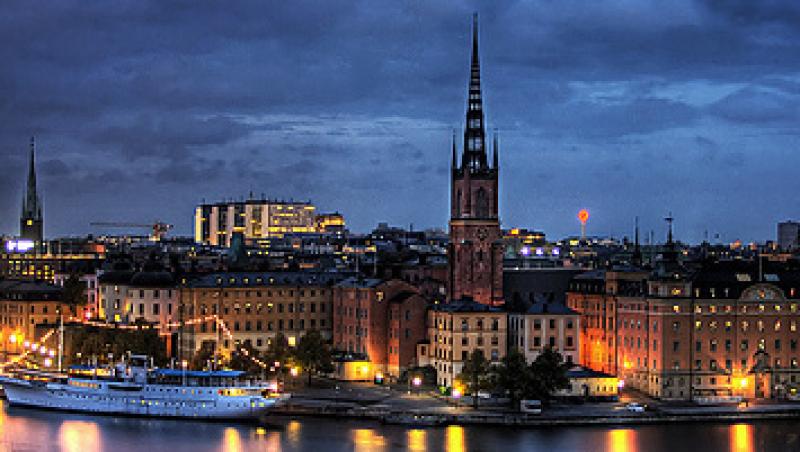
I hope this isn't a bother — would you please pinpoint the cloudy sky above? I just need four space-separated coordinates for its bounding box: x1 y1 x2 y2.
1 0 799 243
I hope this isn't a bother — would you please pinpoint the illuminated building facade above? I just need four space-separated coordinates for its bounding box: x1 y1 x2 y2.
427 299 507 388
179 272 346 358
569 258 800 401
508 302 581 365
98 265 178 329
194 198 317 247
448 15 503 307
315 212 346 234
0 280 63 344
332 278 428 377
20 137 44 244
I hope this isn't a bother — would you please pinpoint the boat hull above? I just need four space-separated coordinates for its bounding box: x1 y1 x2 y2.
0 377 279 420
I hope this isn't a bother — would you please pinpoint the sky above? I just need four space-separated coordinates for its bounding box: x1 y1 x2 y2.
1 0 799 244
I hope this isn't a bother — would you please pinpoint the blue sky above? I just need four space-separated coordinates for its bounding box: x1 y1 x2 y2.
1 1 799 243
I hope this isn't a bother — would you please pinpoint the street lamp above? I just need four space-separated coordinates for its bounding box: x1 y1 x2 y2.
181 360 188 386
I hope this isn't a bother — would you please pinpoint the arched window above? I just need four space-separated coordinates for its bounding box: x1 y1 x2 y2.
475 188 489 218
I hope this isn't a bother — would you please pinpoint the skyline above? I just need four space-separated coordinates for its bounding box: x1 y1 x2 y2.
2 2 800 242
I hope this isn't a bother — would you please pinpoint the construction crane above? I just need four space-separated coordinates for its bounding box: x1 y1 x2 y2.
89 221 174 241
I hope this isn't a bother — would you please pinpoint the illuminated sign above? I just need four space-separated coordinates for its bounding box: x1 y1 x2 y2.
5 239 35 253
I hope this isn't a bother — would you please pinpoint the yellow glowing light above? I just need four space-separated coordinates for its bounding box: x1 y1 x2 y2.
445 425 466 452
739 378 748 388
290 367 299 377
607 429 637 452
578 209 590 224
731 424 753 452
412 376 422 387
407 429 427 452
59 421 101 452
44 357 53 367
222 427 242 452
9 334 17 344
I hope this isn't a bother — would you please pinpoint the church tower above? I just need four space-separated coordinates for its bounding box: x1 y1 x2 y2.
20 136 44 243
448 15 503 306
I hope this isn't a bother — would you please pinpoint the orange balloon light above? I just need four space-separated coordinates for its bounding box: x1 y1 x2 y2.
578 209 589 224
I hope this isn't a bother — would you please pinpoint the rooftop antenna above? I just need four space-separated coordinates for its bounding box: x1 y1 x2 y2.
664 212 674 244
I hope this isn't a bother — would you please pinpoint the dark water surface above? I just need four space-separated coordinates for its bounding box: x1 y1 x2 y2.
2 400 799 451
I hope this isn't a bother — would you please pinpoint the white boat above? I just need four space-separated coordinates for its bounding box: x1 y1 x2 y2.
0 356 287 420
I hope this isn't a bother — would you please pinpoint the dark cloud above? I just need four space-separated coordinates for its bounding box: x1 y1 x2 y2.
1 0 799 242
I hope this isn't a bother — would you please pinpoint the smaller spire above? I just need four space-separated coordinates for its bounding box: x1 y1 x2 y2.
665 212 674 245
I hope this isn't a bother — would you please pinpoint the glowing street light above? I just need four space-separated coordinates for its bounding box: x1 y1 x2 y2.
412 376 422 387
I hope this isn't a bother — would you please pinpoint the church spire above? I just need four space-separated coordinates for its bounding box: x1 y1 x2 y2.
23 136 41 219
462 13 487 172
21 136 43 242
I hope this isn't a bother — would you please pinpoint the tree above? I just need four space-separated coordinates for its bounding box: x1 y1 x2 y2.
61 273 85 318
190 341 215 370
227 340 264 375
457 349 492 409
263 333 292 370
492 349 529 408
526 347 570 403
294 330 333 385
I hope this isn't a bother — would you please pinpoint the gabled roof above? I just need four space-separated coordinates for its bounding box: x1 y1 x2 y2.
432 298 502 313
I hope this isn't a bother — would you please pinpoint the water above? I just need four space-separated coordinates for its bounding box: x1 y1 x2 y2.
1 400 799 451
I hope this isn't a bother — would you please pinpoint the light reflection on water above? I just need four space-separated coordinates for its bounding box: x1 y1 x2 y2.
0 400 788 452
730 424 754 452
607 428 637 452
59 420 101 452
407 428 426 452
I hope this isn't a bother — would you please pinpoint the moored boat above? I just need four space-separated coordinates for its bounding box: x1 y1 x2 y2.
0 355 287 420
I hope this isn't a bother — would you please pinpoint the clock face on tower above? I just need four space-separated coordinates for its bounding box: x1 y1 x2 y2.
477 227 488 241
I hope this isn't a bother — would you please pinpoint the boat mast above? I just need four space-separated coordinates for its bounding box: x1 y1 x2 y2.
58 314 64 372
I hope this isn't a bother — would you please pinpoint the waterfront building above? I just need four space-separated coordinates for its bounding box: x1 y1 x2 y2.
427 298 507 388
508 302 581 365
179 272 346 358
568 249 800 401
332 278 428 378
194 197 317 247
557 366 619 400
448 15 503 307
19 137 44 244
0 279 63 346
98 262 178 330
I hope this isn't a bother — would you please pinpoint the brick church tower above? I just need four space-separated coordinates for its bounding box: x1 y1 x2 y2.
448 15 503 307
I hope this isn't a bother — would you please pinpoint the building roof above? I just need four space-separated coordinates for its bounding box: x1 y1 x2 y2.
183 271 347 288
336 277 383 289
129 271 175 288
523 302 578 316
431 298 503 313
0 279 62 300
566 366 616 379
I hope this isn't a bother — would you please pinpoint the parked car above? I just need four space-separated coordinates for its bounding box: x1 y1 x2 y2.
520 399 542 414
625 402 645 413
